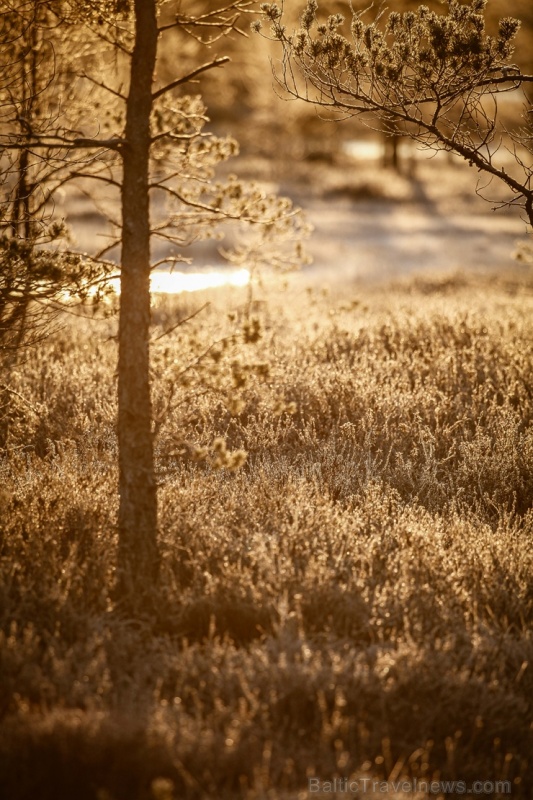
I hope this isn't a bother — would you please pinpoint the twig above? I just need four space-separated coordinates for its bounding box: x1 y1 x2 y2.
152 302 210 341
0 384 41 418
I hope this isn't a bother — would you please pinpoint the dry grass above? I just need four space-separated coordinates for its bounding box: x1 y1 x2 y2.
1 271 532 799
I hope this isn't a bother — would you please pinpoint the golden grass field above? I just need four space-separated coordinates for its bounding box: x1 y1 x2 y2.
1 265 532 799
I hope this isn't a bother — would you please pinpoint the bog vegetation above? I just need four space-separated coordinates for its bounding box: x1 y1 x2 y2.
1 1 533 798
1 272 532 798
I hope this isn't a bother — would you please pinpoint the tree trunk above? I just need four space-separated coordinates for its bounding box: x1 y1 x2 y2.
117 0 159 604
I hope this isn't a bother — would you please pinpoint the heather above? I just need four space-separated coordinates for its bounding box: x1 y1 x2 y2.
1 271 532 799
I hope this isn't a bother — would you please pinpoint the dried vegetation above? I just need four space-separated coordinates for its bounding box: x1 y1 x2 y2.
1 271 532 799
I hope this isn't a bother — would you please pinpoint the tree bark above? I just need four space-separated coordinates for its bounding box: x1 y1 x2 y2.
117 0 159 604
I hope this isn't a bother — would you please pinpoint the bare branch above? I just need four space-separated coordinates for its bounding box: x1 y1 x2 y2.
81 72 127 101
1 135 124 150
152 302 210 341
152 57 230 100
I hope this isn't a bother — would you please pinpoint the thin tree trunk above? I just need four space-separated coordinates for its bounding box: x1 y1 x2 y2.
11 18 36 354
117 0 159 603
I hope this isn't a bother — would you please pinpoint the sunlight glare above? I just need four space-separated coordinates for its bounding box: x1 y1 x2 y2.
151 268 250 293
107 268 250 295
